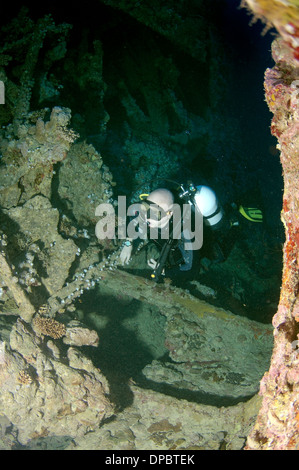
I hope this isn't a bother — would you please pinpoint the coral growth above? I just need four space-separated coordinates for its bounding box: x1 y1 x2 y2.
17 370 32 385
0 249 35 322
242 0 299 61
2 195 78 297
0 8 71 127
33 316 66 339
58 141 114 226
0 106 78 207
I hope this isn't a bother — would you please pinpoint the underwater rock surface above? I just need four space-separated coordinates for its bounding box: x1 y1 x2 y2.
58 141 114 226
0 107 77 207
4 195 77 296
143 310 272 401
97 270 273 403
0 267 272 449
0 318 113 447
243 0 299 451
67 384 262 451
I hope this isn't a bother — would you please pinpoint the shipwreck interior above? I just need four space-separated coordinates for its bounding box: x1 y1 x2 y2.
0 0 291 451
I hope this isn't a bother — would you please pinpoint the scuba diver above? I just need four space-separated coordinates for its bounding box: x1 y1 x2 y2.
119 182 262 282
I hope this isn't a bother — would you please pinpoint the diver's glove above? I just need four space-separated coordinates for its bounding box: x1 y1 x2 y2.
120 243 133 265
148 258 165 277
148 258 158 269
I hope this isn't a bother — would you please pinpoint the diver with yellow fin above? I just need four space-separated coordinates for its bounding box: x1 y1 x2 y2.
119 181 263 282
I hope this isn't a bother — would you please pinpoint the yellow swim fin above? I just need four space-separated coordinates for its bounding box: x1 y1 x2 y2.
239 205 263 223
